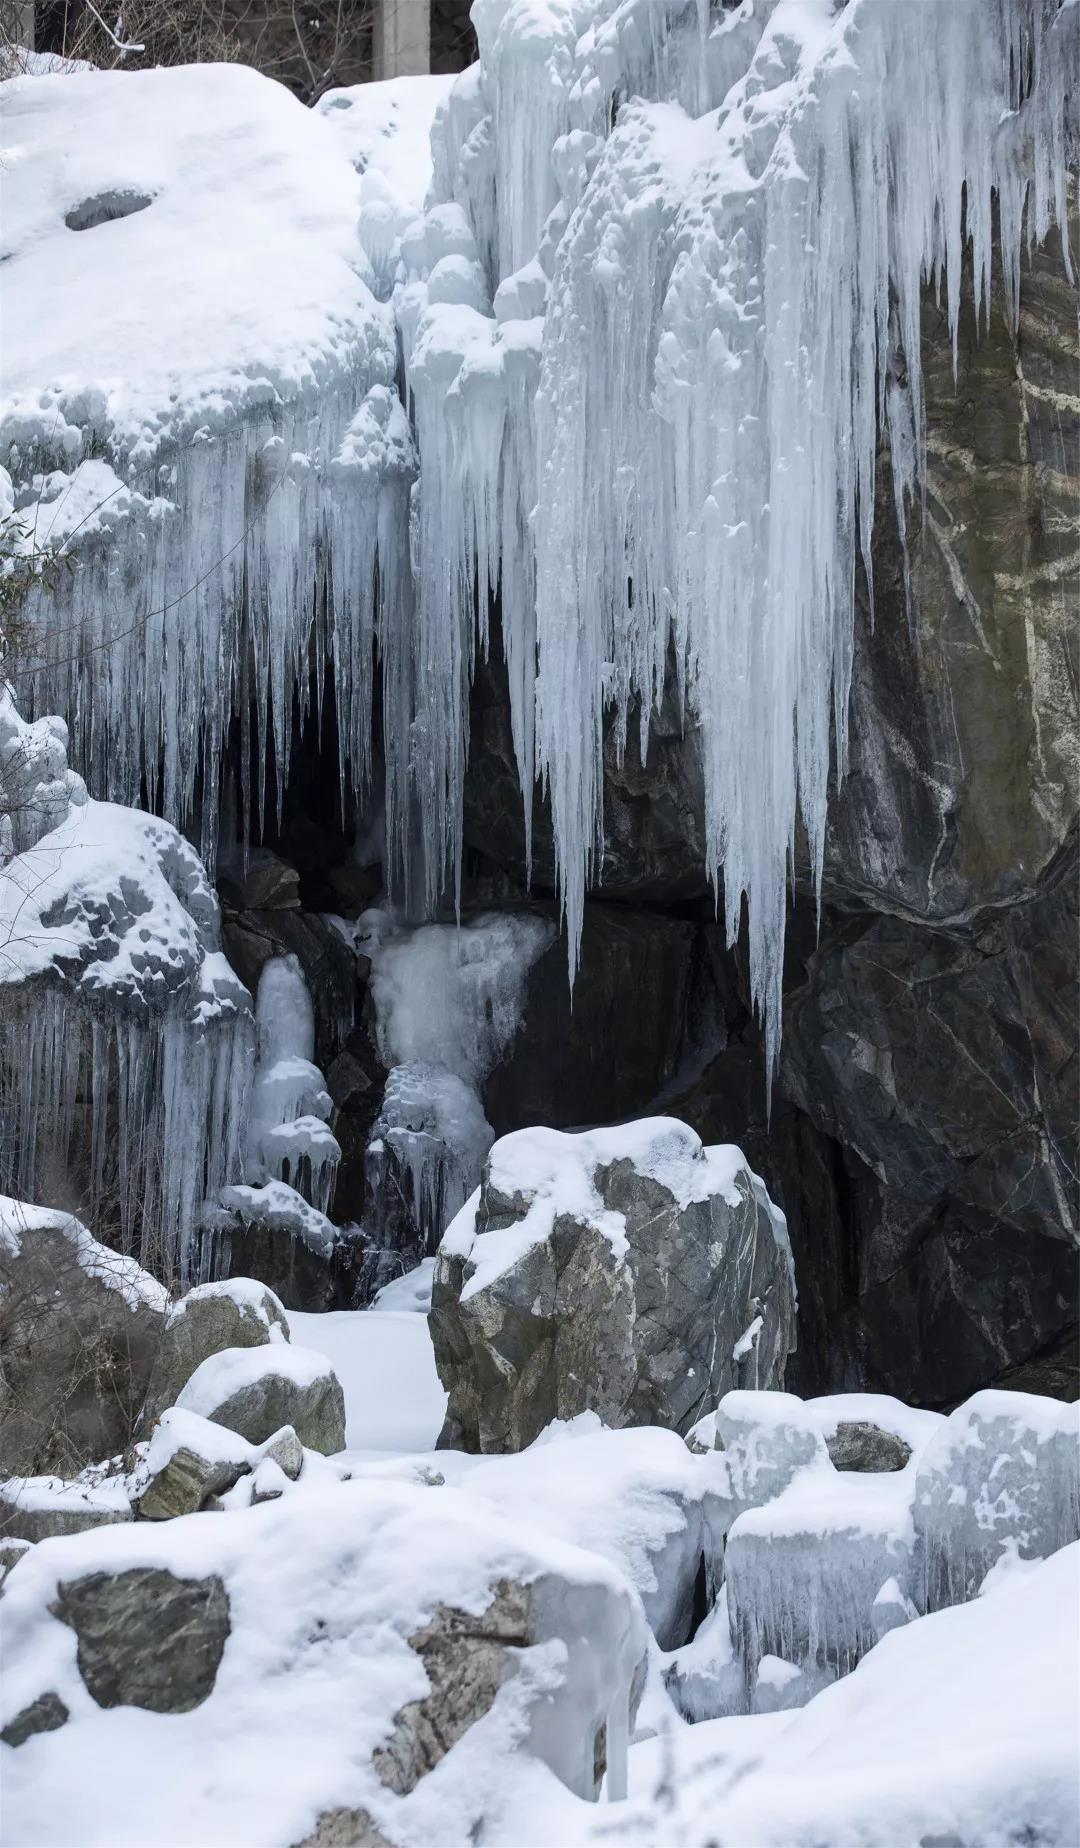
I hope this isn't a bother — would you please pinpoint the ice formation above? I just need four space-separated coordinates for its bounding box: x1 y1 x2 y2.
243 955 340 1217
359 908 554 1268
0 687 252 1279
399 0 1077 1069
0 66 409 866
5 5 1074 1067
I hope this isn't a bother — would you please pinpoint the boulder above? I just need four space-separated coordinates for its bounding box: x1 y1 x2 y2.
176 1345 346 1454
144 1277 290 1420
430 1119 796 1452
135 1409 259 1520
826 1422 912 1473
0 1200 168 1479
51 1567 230 1712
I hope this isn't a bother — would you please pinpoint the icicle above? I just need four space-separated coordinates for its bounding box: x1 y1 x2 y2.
244 955 341 1216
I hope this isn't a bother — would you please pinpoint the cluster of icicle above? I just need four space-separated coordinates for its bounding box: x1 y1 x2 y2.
398 0 1076 1075
0 683 253 1281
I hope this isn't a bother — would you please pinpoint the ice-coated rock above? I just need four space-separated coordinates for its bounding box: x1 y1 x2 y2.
175 1344 346 1454
914 1390 1080 1610
430 1118 796 1452
725 1467 919 1689
143 1276 290 1421
0 1197 168 1479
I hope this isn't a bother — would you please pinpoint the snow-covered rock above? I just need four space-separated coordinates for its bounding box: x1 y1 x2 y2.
0 1196 168 1479
143 1277 289 1421
431 1118 796 1452
1 1478 647 1840
0 1469 133 1545
175 1343 346 1454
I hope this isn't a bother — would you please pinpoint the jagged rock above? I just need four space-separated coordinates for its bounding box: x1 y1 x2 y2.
374 1580 531 1794
0 1201 168 1479
137 1438 252 1521
144 1278 290 1420
218 848 301 912
52 1567 230 1712
430 1119 796 1453
262 1424 304 1481
176 1345 346 1454
827 1422 912 1473
1 1689 69 1748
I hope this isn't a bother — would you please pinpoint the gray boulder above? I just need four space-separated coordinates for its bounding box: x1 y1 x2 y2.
176 1345 346 1454
144 1278 290 1421
51 1567 230 1712
430 1119 796 1452
826 1422 912 1473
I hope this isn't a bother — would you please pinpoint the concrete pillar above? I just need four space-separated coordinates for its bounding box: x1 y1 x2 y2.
373 0 430 79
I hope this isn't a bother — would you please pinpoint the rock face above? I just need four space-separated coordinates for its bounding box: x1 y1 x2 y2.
430 1120 796 1453
52 1567 230 1712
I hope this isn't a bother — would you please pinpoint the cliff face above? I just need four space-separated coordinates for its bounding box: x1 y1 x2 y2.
463 220 1079 1408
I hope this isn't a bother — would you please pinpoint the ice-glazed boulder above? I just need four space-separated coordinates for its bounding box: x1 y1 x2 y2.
914 1390 1080 1609
430 1118 796 1452
0 1477 647 1836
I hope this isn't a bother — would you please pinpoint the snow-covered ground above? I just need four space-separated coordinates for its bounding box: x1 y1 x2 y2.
289 1306 446 1453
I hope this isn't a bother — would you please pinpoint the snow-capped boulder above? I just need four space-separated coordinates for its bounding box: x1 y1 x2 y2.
143 1277 290 1421
914 1390 1080 1610
430 1119 796 1452
1 1479 647 1837
175 1345 346 1454
135 1408 306 1520
0 1197 168 1479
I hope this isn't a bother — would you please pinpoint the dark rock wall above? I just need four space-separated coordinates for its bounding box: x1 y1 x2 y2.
464 220 1079 1408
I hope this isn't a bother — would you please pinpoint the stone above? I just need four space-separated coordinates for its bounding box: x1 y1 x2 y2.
136 1445 251 1521
250 1458 289 1505
374 1580 531 1795
291 1812 394 1848
262 1424 304 1481
51 1567 230 1712
0 1208 168 1480
176 1345 346 1454
430 1120 796 1453
1 1690 69 1748
826 1422 912 1473
0 1535 32 1585
143 1278 290 1421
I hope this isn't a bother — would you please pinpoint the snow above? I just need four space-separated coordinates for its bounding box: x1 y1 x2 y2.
372 1256 436 1313
317 74 456 221
288 1308 447 1453
0 65 381 457
169 1276 288 1335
